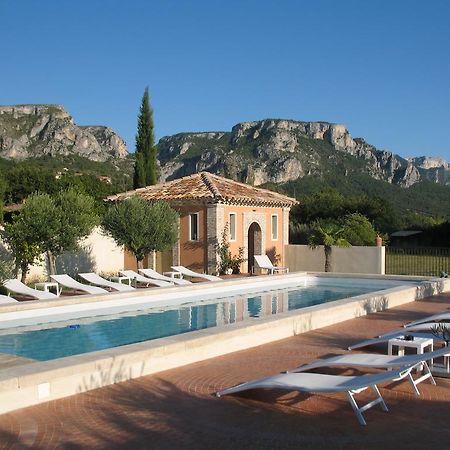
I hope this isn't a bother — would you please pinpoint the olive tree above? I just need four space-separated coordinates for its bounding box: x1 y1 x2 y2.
102 197 179 268
2 193 54 281
2 224 42 283
44 189 100 275
2 190 100 279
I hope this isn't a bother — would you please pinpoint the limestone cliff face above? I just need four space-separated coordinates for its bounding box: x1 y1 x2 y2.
0 105 128 161
158 119 449 187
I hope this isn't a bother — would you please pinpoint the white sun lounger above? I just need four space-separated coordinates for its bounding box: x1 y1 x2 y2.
119 270 173 288
50 274 108 295
254 255 289 275
217 365 414 426
171 266 222 282
348 322 448 350
405 310 450 328
78 273 135 292
288 346 450 396
3 279 58 300
139 268 192 285
0 294 19 304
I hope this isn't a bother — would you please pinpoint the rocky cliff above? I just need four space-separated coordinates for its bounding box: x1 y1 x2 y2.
157 119 449 188
0 105 128 162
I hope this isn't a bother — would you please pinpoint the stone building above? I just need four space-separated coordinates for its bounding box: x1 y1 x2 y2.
107 172 298 274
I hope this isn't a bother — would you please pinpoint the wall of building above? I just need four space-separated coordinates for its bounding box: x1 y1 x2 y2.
285 244 385 274
222 205 288 273
177 205 208 272
26 227 125 281
156 203 290 275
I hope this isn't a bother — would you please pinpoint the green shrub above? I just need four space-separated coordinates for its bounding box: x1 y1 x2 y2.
216 224 246 275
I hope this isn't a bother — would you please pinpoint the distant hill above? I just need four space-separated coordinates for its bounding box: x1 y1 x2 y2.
0 104 128 161
0 104 134 205
157 119 450 188
1 107 449 219
157 119 450 217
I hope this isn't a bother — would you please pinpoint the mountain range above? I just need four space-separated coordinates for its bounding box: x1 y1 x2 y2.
1 104 449 217
157 119 449 188
0 104 127 161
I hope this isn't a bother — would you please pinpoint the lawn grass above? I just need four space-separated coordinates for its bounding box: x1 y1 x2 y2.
386 250 450 276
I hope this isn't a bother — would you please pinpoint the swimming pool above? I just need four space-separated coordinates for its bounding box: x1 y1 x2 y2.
0 273 445 415
0 276 414 361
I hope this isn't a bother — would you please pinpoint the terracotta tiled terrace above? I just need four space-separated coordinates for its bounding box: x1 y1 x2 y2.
0 291 449 449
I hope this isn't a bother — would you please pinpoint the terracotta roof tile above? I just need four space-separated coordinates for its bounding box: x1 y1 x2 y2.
106 172 298 207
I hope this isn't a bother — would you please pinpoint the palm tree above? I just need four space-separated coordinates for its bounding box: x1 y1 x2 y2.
308 222 350 272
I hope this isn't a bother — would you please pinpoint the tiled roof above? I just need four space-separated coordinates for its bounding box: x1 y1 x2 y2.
106 172 298 207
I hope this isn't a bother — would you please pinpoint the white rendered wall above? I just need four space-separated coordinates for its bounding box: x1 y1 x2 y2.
81 227 124 274
26 227 124 280
285 244 385 274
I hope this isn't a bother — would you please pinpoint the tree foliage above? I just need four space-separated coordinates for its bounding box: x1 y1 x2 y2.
340 213 377 246
2 190 100 278
293 190 346 223
0 155 133 209
289 185 450 249
0 170 6 204
291 189 402 233
102 197 179 267
5 166 57 204
133 152 146 189
2 218 39 283
134 87 158 188
2 195 50 282
0 245 14 289
45 190 100 274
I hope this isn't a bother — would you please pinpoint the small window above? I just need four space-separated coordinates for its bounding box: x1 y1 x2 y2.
189 213 199 241
271 214 278 240
229 213 237 241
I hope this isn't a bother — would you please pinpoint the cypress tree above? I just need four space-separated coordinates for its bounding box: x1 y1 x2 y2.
133 152 146 189
133 87 158 188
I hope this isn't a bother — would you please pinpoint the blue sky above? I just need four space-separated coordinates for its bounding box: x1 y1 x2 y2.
1 0 449 160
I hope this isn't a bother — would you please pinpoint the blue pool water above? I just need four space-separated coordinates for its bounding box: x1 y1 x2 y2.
0 280 391 361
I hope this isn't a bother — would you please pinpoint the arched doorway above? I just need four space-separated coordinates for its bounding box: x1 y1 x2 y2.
247 222 262 273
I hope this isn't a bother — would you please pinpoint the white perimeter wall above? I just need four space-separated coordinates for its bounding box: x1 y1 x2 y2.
285 244 385 274
26 227 124 280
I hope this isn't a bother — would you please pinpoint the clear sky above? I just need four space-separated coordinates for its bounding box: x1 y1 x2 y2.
1 0 449 161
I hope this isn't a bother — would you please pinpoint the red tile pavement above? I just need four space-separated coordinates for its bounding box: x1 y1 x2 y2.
0 292 449 449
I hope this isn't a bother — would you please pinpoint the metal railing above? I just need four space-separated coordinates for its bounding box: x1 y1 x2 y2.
386 247 450 277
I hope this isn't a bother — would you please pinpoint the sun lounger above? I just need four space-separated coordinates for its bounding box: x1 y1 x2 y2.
3 279 58 300
171 266 222 281
0 294 19 304
254 255 288 275
50 274 108 295
119 270 173 288
139 268 192 285
348 322 448 350
405 310 450 328
217 365 414 426
78 273 135 292
288 346 450 396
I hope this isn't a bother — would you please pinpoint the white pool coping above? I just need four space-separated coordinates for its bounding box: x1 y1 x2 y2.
0 272 448 414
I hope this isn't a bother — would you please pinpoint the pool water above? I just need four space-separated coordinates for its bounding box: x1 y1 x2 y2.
0 281 385 361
